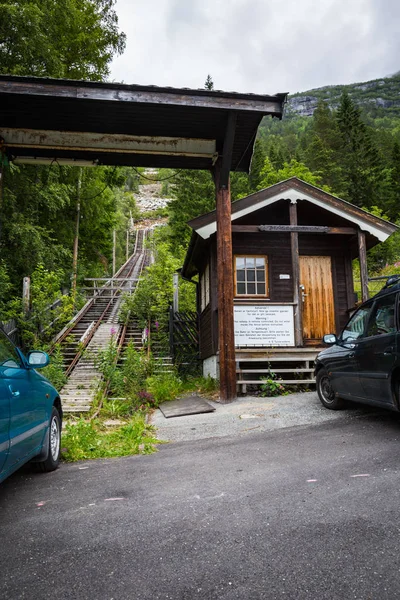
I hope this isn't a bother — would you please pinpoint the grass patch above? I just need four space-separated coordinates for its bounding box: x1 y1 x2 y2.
60 341 220 463
193 375 220 396
61 414 158 462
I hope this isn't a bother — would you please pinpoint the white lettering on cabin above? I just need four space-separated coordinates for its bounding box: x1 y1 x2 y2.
234 305 295 347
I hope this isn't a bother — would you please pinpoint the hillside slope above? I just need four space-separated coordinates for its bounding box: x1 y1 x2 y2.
286 72 400 119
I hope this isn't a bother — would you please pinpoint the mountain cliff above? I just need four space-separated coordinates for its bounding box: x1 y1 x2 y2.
286 72 400 119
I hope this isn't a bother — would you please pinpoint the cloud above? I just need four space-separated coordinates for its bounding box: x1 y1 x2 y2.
110 0 400 94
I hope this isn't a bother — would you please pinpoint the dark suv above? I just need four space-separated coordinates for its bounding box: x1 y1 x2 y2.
315 277 400 411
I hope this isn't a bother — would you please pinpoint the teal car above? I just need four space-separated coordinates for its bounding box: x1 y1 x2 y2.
0 328 62 483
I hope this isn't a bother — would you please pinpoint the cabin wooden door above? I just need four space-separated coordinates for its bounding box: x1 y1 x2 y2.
299 256 335 344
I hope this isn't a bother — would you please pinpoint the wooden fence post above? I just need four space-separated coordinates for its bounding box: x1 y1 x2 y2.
173 272 179 313
22 277 30 316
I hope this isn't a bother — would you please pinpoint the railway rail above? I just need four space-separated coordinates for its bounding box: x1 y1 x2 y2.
53 229 149 375
54 228 151 412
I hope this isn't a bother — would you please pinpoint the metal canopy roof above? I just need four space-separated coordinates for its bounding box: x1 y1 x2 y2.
0 75 287 171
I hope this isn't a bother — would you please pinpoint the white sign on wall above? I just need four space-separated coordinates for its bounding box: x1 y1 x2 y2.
234 305 295 347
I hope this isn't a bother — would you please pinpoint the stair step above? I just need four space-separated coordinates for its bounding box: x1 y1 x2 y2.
237 379 315 385
237 368 314 374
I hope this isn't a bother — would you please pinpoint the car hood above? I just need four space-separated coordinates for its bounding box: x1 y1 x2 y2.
316 344 341 361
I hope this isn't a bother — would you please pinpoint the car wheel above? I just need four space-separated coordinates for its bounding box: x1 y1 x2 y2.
316 368 345 410
37 407 61 472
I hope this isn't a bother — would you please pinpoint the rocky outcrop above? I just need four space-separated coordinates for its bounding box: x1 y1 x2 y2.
287 74 400 118
287 96 320 117
135 181 171 212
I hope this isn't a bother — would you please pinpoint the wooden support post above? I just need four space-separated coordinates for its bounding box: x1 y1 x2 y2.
22 277 30 316
357 229 369 302
290 200 302 346
71 168 82 302
169 306 174 361
126 229 129 261
173 272 179 314
112 228 116 275
215 175 236 402
214 111 237 403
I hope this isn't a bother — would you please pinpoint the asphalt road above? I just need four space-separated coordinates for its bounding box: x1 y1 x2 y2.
2 407 400 599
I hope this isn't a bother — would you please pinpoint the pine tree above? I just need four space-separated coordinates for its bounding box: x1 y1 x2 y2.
387 141 400 219
304 100 345 195
204 75 214 90
336 92 383 208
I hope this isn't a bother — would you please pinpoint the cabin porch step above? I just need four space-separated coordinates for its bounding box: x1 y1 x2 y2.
234 348 320 392
236 356 318 362
236 368 315 374
237 379 315 385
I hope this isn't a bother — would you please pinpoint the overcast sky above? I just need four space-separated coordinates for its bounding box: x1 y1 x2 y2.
110 0 400 95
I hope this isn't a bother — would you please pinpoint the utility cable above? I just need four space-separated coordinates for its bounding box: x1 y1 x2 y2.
131 166 182 182
81 166 118 201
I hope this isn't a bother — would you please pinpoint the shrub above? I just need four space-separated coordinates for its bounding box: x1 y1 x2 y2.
260 371 286 397
145 372 183 405
41 344 67 390
194 375 219 395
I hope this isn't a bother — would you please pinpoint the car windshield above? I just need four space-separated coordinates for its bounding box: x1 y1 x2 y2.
341 305 371 342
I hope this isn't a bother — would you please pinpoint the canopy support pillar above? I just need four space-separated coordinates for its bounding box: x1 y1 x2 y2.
213 112 237 403
290 200 303 346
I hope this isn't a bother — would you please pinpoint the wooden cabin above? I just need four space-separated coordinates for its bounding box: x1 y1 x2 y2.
181 178 398 390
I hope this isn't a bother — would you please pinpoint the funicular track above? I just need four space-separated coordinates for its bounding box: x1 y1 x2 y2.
114 235 152 362
54 228 151 412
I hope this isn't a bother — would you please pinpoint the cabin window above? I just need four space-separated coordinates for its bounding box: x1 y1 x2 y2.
200 263 210 311
234 256 268 297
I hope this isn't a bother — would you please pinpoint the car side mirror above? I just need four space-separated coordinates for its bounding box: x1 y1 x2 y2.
27 351 50 369
323 333 337 345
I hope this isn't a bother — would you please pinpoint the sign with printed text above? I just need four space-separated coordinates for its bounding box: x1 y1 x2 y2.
234 305 295 347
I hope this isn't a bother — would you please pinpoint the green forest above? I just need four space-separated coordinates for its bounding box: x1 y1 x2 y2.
0 0 133 329
1 1 400 337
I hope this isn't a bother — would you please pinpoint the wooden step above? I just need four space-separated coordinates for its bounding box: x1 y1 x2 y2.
237 368 314 373
237 379 315 385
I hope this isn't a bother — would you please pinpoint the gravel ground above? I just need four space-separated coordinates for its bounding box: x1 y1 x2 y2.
150 391 361 442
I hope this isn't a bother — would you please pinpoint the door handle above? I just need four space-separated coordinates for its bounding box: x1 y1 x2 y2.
299 285 307 301
8 386 20 397
383 347 394 356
